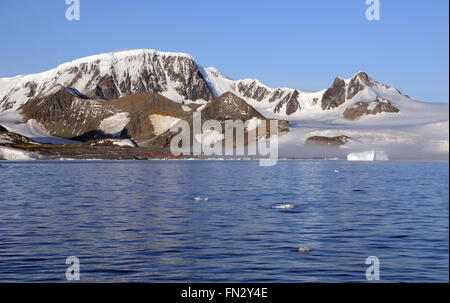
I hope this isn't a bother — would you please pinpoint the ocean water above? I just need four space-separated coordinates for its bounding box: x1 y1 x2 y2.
0 160 448 282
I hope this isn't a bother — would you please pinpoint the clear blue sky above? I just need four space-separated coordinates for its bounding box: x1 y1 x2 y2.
0 0 448 102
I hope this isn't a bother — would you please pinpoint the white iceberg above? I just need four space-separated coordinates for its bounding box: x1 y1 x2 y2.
298 245 311 253
273 204 295 210
194 197 209 201
347 150 389 161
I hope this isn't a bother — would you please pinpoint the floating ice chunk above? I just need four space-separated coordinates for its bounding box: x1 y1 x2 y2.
273 204 294 210
194 197 209 201
334 169 340 173
347 150 389 161
298 246 311 253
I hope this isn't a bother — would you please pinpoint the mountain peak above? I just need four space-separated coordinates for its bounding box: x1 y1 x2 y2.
62 49 194 66
350 71 373 85
203 67 230 80
0 49 213 111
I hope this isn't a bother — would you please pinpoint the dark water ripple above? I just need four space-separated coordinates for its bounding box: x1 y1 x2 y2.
0 160 448 282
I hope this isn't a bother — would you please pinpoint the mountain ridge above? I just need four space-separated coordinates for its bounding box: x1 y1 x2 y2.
0 49 412 120
0 49 448 160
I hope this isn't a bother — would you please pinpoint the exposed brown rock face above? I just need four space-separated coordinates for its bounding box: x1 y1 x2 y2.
321 78 346 110
305 135 350 146
21 87 192 142
274 90 301 115
0 51 216 112
346 72 374 100
269 89 285 103
343 98 399 120
202 92 266 121
83 54 215 102
318 72 403 119
93 75 121 100
0 131 33 144
237 81 270 102
20 86 289 150
22 87 117 139
162 56 213 101
0 125 7 132
109 92 190 142
151 92 290 149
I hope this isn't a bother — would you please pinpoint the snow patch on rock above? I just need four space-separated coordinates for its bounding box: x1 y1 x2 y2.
150 114 181 136
98 113 130 137
0 146 38 160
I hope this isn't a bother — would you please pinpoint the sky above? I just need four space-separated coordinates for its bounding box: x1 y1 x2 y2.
0 0 448 103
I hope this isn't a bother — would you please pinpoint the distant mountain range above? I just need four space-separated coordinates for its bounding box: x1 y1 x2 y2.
0 49 407 119
0 49 448 160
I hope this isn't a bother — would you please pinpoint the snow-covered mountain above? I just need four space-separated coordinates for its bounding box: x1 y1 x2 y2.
0 49 412 120
201 67 408 119
0 49 214 112
0 49 448 159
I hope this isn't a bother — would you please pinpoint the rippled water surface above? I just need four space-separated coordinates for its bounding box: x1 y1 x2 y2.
0 160 448 282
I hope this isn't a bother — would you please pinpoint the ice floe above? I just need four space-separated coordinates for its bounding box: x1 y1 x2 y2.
298 246 311 253
194 197 209 201
273 204 295 210
347 150 389 161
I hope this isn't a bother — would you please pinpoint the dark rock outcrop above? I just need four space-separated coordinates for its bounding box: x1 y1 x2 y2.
346 72 374 100
21 86 192 142
202 92 266 121
22 87 117 139
0 131 34 145
237 81 270 102
111 92 190 142
274 90 301 115
151 92 290 149
343 98 399 120
321 78 346 110
0 125 7 132
305 135 350 146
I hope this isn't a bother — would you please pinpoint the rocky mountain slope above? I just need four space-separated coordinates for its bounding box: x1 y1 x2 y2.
21 86 191 142
200 68 406 119
0 49 214 112
150 92 290 149
1 49 407 120
20 84 288 148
